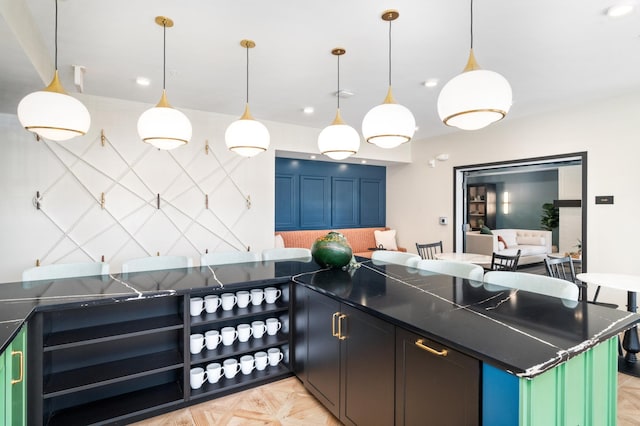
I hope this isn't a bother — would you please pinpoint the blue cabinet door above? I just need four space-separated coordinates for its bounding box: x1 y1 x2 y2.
332 178 359 228
275 174 298 230
360 178 385 226
300 176 331 229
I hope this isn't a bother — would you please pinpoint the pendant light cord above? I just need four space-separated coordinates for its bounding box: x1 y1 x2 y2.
470 0 474 49
246 44 250 104
162 21 167 90
388 19 392 87
54 0 58 70
336 53 341 110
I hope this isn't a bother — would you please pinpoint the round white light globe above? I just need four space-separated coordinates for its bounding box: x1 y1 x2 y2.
137 106 192 150
17 90 91 141
225 118 270 157
362 103 415 149
318 123 361 160
437 69 512 131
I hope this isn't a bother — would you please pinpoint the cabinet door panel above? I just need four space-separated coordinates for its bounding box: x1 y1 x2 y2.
300 176 331 229
275 174 298 230
360 178 385 226
341 305 395 426
305 289 341 418
396 328 480 426
332 178 358 228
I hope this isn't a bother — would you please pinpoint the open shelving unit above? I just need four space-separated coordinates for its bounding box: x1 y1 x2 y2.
27 280 293 425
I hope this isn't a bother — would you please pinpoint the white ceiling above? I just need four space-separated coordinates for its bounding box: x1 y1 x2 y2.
1 0 639 141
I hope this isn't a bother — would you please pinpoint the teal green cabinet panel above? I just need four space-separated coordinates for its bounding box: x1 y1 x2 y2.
3 325 27 426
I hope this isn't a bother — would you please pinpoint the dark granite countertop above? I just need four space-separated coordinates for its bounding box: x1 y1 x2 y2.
1 258 638 378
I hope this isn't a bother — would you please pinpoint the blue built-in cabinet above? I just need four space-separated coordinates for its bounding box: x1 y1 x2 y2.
275 158 386 231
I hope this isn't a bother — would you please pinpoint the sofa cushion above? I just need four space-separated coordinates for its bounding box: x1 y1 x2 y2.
374 229 398 250
494 230 517 247
517 236 545 246
274 234 285 248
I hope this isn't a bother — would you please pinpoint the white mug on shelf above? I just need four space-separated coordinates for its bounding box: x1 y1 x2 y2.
190 333 206 355
250 289 264 306
251 320 267 339
204 295 222 313
221 326 238 346
221 293 237 311
266 318 282 336
223 358 241 379
240 355 255 375
205 330 222 350
237 323 253 343
264 287 282 304
190 367 208 390
267 348 284 367
206 362 224 384
254 351 268 371
236 290 252 309
189 297 205 316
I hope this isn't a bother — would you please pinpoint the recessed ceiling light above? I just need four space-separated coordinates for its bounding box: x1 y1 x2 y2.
361 160 367 164
136 76 151 86
423 78 439 88
310 155 316 159
605 3 634 17
303 106 314 114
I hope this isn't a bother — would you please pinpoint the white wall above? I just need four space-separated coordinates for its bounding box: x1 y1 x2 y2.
0 92 414 283
387 91 640 308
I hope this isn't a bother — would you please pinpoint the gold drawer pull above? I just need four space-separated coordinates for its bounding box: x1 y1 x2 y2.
11 350 24 385
415 339 448 357
338 314 347 340
332 312 340 337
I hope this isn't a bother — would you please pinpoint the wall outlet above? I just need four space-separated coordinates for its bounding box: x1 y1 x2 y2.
439 217 448 225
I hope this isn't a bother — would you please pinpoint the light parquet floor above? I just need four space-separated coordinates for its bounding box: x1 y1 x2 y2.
133 373 640 425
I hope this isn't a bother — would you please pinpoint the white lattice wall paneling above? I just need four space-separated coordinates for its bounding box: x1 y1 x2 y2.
0 94 299 282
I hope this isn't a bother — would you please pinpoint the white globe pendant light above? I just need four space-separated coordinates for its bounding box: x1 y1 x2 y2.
225 40 270 157
437 0 512 131
318 48 360 160
17 0 90 141
362 10 415 149
137 16 192 150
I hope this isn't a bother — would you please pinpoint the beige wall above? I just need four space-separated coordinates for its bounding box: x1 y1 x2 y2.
387 90 640 308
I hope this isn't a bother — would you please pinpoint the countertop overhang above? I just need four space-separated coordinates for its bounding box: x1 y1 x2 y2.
1 258 638 378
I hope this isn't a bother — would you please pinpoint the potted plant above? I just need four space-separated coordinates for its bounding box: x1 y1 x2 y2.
540 202 559 231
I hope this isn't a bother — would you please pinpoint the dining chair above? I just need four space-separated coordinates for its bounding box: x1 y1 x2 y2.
544 255 576 282
371 250 421 267
545 255 618 309
490 249 521 271
261 248 312 261
415 241 443 260
22 261 110 281
415 259 485 282
483 271 579 302
121 255 193 274
200 251 261 266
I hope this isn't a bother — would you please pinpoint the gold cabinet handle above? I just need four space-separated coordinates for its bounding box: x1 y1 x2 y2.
338 314 347 340
11 350 24 385
332 312 340 337
415 339 448 357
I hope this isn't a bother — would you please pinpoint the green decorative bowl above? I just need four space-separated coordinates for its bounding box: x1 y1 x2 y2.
311 232 353 269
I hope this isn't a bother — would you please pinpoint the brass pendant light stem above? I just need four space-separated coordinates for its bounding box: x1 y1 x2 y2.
156 89 171 108
381 10 399 102
240 103 254 120
463 49 481 72
44 70 66 94
332 109 345 125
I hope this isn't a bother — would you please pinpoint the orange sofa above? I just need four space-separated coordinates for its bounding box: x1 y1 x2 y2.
275 227 406 259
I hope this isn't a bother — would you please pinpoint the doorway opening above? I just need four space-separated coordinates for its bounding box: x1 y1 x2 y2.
453 152 587 271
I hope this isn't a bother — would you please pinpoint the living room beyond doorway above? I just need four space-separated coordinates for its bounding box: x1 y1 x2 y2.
453 152 587 270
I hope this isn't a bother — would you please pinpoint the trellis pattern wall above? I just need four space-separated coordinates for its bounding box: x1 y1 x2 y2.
0 96 276 282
